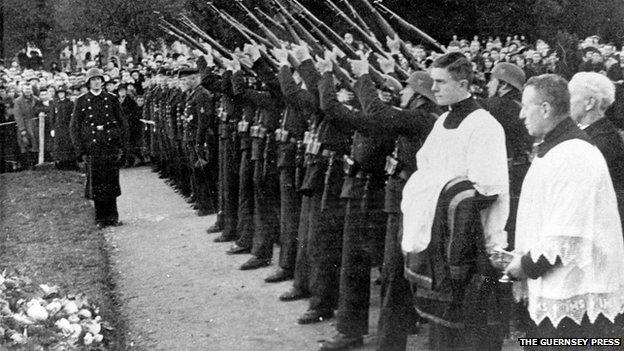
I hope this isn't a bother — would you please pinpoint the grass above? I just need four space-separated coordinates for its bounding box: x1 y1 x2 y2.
0 170 126 350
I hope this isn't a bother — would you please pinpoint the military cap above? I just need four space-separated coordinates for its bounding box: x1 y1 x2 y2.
405 71 436 103
491 62 526 92
85 67 105 83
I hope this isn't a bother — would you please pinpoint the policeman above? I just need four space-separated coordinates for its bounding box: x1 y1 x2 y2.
70 67 128 229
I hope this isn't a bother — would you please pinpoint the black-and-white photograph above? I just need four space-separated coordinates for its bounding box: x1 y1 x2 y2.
1 0 624 350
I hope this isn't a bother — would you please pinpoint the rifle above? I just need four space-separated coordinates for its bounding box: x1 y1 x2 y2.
355 0 421 68
373 0 446 53
339 0 373 36
288 0 359 59
218 9 274 48
235 0 282 48
323 0 409 80
271 0 325 56
323 0 384 56
177 14 233 59
256 7 299 43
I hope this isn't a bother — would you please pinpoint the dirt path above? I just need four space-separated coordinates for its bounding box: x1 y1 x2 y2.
105 167 519 351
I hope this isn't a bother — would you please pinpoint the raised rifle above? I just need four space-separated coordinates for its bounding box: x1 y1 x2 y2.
271 0 326 56
339 0 373 36
355 0 421 68
373 0 446 53
235 0 282 48
323 0 385 56
288 0 359 59
218 9 274 48
255 7 299 43
177 14 233 59
323 0 409 80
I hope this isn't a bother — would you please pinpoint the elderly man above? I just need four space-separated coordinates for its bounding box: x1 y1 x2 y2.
505 74 624 344
70 67 127 228
401 52 510 350
569 72 624 224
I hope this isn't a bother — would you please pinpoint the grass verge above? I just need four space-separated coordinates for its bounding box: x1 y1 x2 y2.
0 170 126 350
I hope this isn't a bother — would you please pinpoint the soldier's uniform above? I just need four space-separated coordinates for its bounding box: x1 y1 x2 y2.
265 65 314 282
203 69 240 240
70 68 128 227
231 59 282 270
318 71 395 346
292 59 353 324
180 68 218 216
481 63 531 250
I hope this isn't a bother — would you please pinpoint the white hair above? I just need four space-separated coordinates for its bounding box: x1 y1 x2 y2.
568 72 616 112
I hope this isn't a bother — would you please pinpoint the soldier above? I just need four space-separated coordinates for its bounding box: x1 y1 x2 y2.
482 62 531 250
264 48 313 283
202 61 240 242
229 48 281 270
179 67 217 216
282 45 353 324
316 57 394 350
70 67 128 229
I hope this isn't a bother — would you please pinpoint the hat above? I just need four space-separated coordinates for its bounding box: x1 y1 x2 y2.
491 62 526 91
405 71 436 103
85 67 104 83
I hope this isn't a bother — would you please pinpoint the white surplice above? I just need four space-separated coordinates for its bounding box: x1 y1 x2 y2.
515 138 624 327
401 108 509 254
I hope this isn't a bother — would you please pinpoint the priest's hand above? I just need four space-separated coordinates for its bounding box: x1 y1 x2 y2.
504 254 527 280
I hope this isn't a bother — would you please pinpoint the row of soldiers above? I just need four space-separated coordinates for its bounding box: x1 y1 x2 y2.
140 42 532 350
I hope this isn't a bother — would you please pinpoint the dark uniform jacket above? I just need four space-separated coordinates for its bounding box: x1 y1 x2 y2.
354 73 438 212
70 90 127 200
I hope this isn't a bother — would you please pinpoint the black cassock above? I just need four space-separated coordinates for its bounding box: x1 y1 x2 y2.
70 90 127 225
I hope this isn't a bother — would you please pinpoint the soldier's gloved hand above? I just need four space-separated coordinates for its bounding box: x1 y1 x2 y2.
386 35 401 55
271 48 290 67
377 55 396 74
348 59 369 78
331 45 346 59
243 43 262 63
230 56 243 72
316 58 333 75
291 44 312 63
337 88 354 103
